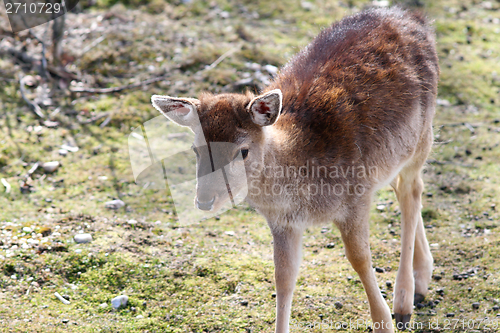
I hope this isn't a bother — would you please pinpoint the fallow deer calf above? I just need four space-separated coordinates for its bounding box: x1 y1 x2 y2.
152 7 438 333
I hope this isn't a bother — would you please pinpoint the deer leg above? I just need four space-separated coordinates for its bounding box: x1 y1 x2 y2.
412 212 433 304
271 225 304 333
392 171 424 330
340 209 393 333
391 175 433 306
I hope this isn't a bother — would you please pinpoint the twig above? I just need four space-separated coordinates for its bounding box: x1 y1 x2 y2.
464 122 475 134
19 75 45 118
0 43 77 80
50 107 61 118
100 114 113 128
28 27 50 80
25 162 39 181
78 112 110 124
54 292 70 305
69 45 239 94
1 178 11 194
70 73 171 94
79 35 106 57
203 45 241 71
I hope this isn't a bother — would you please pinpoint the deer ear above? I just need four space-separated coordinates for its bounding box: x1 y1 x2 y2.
247 89 282 126
151 95 200 127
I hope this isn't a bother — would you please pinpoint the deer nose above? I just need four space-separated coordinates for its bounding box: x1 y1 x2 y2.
196 196 215 211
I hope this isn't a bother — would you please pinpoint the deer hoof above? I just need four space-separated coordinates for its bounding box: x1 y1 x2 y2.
413 293 425 305
394 313 412 331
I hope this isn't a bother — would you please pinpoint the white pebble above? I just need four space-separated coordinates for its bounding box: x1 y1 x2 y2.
264 64 278 76
111 295 128 309
61 144 79 152
105 199 125 210
42 161 60 173
74 234 92 244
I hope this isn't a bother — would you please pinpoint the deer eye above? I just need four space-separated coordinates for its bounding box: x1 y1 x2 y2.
233 149 249 161
241 149 249 160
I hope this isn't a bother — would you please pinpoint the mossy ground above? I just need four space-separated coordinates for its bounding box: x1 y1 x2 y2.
1 0 500 332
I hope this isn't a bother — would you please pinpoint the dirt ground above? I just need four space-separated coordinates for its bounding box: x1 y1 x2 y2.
1 0 500 332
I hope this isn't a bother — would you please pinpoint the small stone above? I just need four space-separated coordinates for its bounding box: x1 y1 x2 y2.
375 267 385 273
74 234 92 244
446 313 455 318
432 275 442 281
264 64 278 76
99 303 108 308
62 319 69 324
300 1 314 10
61 144 79 153
105 199 125 210
386 281 392 288
416 303 425 309
59 149 68 156
23 75 37 87
135 315 144 319
111 295 128 309
240 300 248 306
376 205 385 211
62 295 70 301
22 227 32 233
472 302 480 310
43 120 59 128
131 307 136 312
436 99 451 107
492 305 499 311
436 288 445 295
42 161 60 173
326 243 335 249
271 293 276 298
334 301 343 309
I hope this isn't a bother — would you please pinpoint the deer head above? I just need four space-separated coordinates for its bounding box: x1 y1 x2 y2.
151 89 282 212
